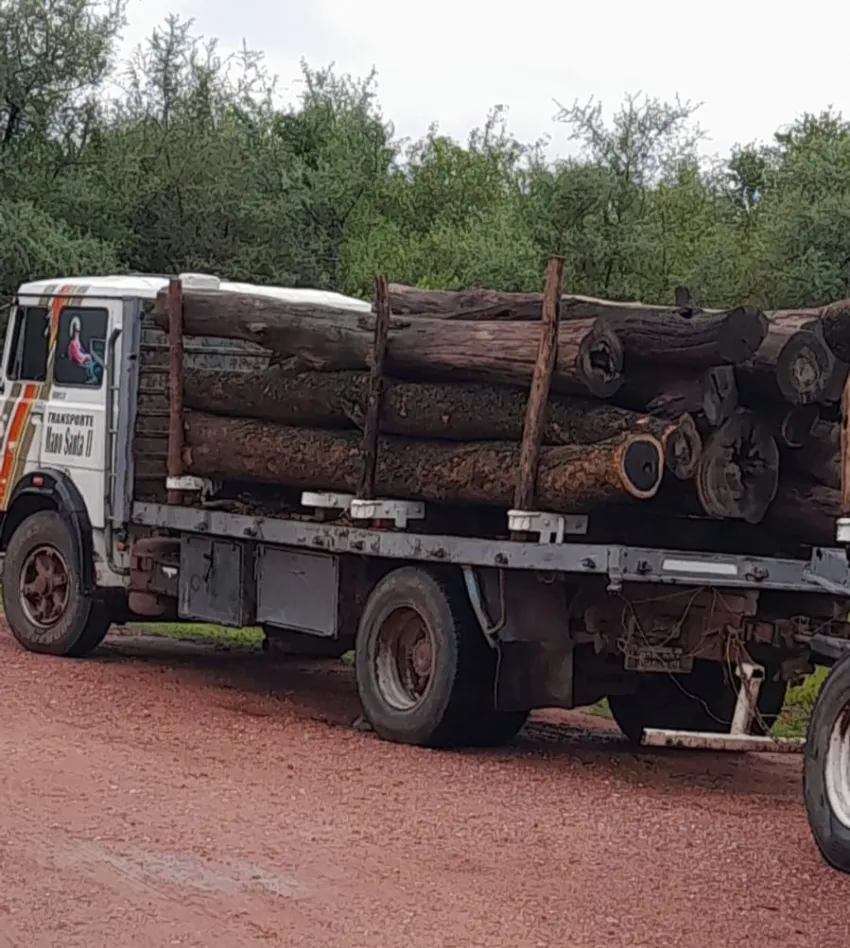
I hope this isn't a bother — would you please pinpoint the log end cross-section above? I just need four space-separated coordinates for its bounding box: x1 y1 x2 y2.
696 411 780 524
578 318 624 397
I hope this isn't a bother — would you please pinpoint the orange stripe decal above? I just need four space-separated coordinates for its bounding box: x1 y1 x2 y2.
0 382 38 500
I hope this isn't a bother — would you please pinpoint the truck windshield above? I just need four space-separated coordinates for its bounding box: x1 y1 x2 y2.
6 306 49 383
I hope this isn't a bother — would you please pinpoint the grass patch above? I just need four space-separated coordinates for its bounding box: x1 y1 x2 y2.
773 666 828 739
125 621 264 648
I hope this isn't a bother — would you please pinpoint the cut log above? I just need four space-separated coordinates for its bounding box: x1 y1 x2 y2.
696 411 779 523
182 413 665 512
386 284 705 320
701 367 739 427
154 289 624 397
182 369 699 478
761 403 820 449
614 365 737 425
766 481 839 548
785 421 839 489
820 299 850 364
738 313 835 405
385 285 766 367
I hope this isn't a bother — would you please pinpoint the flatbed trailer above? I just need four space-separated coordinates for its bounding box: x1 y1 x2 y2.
1 272 850 872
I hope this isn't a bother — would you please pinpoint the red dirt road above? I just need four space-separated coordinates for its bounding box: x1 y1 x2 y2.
1 626 849 948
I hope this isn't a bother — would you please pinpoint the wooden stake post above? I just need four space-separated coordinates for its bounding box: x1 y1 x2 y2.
513 256 565 514
358 274 392 500
166 277 185 505
841 367 850 517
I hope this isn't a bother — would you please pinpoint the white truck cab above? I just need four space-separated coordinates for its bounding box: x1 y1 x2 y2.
0 272 369 647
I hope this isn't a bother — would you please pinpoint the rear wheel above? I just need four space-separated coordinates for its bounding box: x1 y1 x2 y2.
355 567 525 748
804 655 850 873
608 660 788 744
2 511 110 657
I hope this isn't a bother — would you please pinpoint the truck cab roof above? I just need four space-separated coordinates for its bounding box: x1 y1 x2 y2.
16 272 372 312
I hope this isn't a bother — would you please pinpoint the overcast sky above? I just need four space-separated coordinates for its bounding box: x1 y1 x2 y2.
121 0 850 161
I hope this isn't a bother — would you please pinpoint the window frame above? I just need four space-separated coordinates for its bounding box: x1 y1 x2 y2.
5 305 50 383
51 304 110 391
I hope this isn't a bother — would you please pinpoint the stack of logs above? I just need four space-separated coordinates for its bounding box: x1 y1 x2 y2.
150 266 850 553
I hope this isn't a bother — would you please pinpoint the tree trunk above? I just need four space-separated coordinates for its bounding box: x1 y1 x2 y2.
696 411 779 523
385 284 766 367
784 421 839 489
182 368 699 479
182 412 665 512
154 289 624 397
737 313 835 405
613 365 737 425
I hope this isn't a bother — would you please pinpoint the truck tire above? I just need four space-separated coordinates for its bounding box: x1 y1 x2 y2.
608 660 787 744
804 655 850 873
355 566 516 748
2 511 110 657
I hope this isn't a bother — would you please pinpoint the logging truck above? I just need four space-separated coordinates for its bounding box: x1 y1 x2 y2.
2 271 850 874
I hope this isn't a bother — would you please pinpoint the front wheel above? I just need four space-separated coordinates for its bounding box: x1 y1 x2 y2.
2 510 110 657
804 655 850 873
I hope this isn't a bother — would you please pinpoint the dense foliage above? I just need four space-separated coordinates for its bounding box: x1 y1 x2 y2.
3 0 850 312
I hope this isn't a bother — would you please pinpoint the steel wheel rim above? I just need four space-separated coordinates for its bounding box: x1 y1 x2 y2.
824 699 850 830
19 545 71 628
374 606 435 711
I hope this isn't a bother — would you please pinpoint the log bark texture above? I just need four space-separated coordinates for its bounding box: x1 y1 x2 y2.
738 313 835 405
182 412 665 512
696 411 779 523
384 284 766 367
182 369 700 478
154 289 624 397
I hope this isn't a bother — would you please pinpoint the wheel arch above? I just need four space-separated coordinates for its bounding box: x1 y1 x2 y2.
0 469 95 595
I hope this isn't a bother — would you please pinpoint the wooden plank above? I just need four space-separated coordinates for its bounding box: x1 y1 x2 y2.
166 278 185 505
514 256 564 512
358 274 392 500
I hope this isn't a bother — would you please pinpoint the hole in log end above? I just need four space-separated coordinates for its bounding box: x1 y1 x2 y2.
696 411 780 524
581 323 624 398
620 435 664 500
718 306 769 364
776 333 834 404
663 415 703 481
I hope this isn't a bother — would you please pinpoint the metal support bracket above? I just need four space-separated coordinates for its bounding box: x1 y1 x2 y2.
349 498 425 529
507 509 588 543
641 660 804 753
166 475 216 497
301 491 356 512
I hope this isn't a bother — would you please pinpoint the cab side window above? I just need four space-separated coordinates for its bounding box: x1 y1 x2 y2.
6 307 49 382
53 306 108 389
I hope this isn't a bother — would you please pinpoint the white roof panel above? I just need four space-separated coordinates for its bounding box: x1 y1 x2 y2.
16 272 371 313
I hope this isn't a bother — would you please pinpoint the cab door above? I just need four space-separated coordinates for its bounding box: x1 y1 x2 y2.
40 299 113 529
0 302 51 512
0 292 115 529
